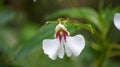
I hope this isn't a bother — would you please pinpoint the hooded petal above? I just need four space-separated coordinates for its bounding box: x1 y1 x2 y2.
114 13 120 30
42 39 60 60
65 35 85 56
55 23 67 32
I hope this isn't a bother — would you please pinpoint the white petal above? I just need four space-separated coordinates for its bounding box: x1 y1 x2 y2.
57 44 64 58
114 13 120 30
64 42 72 57
66 35 85 56
55 23 67 32
42 39 60 60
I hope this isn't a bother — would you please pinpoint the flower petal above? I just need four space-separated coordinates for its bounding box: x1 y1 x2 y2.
57 44 64 58
114 13 120 30
64 43 72 57
66 35 85 56
42 39 60 60
55 23 67 32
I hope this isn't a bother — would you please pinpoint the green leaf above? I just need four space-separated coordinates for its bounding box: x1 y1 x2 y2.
0 10 15 27
47 8 100 30
66 20 94 34
14 22 57 60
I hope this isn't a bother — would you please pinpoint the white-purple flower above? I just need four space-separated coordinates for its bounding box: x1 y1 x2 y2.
42 23 85 60
114 13 120 30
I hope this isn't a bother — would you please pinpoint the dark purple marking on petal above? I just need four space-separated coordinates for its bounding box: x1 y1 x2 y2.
55 29 69 43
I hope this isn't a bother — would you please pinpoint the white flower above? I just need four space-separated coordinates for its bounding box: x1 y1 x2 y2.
114 13 120 30
42 23 85 60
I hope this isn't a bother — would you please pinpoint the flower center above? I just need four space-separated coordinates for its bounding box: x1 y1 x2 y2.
55 29 69 43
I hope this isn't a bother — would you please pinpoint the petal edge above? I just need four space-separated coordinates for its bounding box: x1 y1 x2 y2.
42 39 60 60
114 13 120 30
66 35 85 56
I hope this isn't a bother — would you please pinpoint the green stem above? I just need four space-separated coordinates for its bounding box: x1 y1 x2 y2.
94 44 111 67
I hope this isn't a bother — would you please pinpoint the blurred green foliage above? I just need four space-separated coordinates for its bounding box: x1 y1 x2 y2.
46 7 120 67
0 0 120 67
